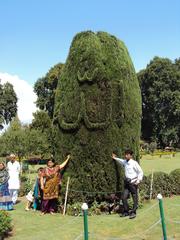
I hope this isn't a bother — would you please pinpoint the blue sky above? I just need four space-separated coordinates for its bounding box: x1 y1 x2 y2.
0 0 180 86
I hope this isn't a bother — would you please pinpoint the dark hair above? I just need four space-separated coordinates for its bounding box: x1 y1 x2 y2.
124 149 133 155
37 167 44 172
47 158 55 164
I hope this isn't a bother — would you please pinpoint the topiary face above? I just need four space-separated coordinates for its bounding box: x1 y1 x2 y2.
53 31 142 202
56 31 113 131
69 31 106 85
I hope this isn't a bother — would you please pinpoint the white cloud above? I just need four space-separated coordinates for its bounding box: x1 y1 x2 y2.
0 72 37 124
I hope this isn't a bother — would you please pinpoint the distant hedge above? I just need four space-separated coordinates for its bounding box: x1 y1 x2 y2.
64 169 180 215
169 169 180 195
139 168 180 199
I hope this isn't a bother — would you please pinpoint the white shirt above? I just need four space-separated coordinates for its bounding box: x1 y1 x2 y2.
114 157 143 182
7 161 21 189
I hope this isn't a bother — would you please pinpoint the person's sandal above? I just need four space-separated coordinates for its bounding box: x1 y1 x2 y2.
40 212 46 216
120 212 129 217
129 212 136 219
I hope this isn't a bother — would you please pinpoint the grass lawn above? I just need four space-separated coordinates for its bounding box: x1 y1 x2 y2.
8 196 180 240
141 152 180 175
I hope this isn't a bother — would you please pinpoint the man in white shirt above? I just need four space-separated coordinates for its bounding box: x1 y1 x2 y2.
7 154 21 204
112 149 143 219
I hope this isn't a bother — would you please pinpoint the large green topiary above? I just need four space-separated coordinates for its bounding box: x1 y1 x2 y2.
53 31 142 202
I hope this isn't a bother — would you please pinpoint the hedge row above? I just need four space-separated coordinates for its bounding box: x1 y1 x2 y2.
139 168 180 200
64 169 180 215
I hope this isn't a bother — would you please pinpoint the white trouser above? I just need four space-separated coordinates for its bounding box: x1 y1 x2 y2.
9 189 19 204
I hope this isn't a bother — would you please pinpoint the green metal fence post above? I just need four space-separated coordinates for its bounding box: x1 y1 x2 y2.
82 203 89 240
157 194 167 240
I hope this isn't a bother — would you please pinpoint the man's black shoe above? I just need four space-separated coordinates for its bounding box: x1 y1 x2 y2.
120 212 129 217
129 212 136 219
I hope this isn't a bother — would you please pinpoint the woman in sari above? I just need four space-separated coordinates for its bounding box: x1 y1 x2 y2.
0 162 13 210
40 155 70 214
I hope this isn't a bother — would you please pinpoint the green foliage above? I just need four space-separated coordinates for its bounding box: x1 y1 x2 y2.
0 117 27 158
30 111 51 132
169 168 180 194
53 31 142 202
34 63 64 118
139 175 151 199
139 169 180 199
138 57 180 147
0 117 51 159
0 211 12 237
66 201 118 216
66 202 82 216
19 175 32 196
0 82 17 130
149 172 172 198
149 142 157 153
25 128 51 158
30 110 54 156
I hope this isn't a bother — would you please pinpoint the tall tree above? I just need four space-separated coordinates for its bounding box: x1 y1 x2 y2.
30 110 51 133
30 110 53 155
0 116 51 159
138 57 180 147
34 63 64 118
0 117 26 159
53 31 142 202
0 81 17 129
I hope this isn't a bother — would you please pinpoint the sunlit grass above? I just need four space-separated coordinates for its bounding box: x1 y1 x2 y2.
8 196 180 240
141 152 180 175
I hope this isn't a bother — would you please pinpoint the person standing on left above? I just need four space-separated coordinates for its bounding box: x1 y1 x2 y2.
0 162 13 210
7 154 21 204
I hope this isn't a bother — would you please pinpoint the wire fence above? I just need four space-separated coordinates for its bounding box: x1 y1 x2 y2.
68 188 122 195
64 196 180 240
89 219 161 240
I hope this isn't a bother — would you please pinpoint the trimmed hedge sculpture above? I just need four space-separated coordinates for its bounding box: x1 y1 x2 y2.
53 31 142 202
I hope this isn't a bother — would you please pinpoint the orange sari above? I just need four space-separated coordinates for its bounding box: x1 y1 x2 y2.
42 165 61 200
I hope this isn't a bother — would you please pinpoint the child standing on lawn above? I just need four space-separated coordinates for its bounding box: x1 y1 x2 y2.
25 167 44 211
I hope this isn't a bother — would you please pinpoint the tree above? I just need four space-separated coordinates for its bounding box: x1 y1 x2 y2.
34 63 64 118
0 81 17 129
138 57 180 147
30 110 51 132
0 117 27 159
0 116 51 159
30 110 53 156
53 31 142 202
24 128 51 158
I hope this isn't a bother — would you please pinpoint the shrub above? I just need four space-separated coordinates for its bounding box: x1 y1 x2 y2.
169 169 180 195
149 142 157 153
0 211 12 238
53 31 142 202
66 202 83 216
20 174 28 182
140 172 172 199
139 175 151 200
66 200 121 216
150 172 173 198
19 175 33 196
